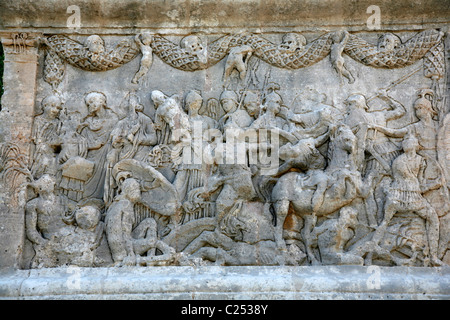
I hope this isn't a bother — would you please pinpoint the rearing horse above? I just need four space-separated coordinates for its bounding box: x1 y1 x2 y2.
271 124 372 262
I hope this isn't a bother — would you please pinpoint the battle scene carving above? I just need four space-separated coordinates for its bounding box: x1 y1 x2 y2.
2 28 448 269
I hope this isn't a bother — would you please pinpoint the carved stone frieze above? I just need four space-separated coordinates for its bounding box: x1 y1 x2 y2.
1 26 449 270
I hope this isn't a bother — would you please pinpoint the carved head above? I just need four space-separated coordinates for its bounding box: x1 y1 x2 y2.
129 93 144 113
279 33 306 52
220 90 238 113
75 206 101 230
41 95 62 119
345 94 368 111
121 177 141 203
402 133 419 153
185 90 203 114
333 124 356 152
377 33 401 51
263 91 282 115
243 91 260 117
413 88 437 120
85 92 107 115
85 35 105 54
32 174 56 195
330 30 347 43
151 90 167 109
140 32 153 46
181 35 207 63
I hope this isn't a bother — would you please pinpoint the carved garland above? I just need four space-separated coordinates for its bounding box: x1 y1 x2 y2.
43 29 444 79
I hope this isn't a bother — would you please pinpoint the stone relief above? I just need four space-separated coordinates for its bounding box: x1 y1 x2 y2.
3 28 447 269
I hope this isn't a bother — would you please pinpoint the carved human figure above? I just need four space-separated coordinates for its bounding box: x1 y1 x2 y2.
271 124 373 257
116 93 157 161
31 95 63 178
309 207 364 265
371 134 443 266
56 200 105 267
223 45 254 86
343 91 406 226
77 92 118 200
218 90 240 131
344 91 405 171
242 90 261 120
151 90 191 144
371 89 449 220
183 201 298 266
198 137 257 228
200 160 257 228
285 107 334 142
25 175 70 268
184 90 217 131
220 90 259 132
104 93 158 205
169 90 217 220
330 30 355 84
275 133 327 178
250 88 288 131
105 178 176 266
132 32 153 84
58 113 90 202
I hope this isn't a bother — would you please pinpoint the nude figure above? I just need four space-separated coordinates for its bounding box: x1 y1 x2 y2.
330 30 354 84
132 32 153 84
223 45 254 86
105 178 176 266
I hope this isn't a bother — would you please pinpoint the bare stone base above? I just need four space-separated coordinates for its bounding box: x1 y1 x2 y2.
1 266 449 300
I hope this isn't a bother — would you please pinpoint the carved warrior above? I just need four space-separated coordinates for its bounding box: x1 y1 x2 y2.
370 134 443 266
19 28 449 268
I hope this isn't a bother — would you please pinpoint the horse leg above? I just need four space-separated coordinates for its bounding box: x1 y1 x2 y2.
302 214 319 265
272 199 290 251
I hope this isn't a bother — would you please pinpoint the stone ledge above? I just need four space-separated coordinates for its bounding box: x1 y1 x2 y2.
0 266 449 300
1 0 449 33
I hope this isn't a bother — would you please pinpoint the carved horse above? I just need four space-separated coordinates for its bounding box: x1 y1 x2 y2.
271 124 372 262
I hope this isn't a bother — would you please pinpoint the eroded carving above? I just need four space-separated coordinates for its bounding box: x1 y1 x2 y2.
17 28 449 269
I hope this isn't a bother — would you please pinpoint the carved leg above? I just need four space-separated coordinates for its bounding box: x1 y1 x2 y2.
341 65 355 84
273 199 290 251
183 230 217 255
237 62 247 81
302 214 319 265
372 199 396 245
132 218 158 256
417 206 443 266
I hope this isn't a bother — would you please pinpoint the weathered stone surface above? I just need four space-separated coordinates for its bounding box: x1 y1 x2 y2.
0 0 449 300
1 266 449 300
